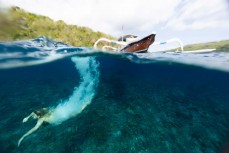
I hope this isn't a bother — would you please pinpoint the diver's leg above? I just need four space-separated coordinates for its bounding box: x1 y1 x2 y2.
18 119 43 147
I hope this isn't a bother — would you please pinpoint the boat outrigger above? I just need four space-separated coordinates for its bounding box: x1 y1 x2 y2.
93 32 216 53
93 32 184 53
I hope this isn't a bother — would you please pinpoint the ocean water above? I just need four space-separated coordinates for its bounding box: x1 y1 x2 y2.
0 37 229 153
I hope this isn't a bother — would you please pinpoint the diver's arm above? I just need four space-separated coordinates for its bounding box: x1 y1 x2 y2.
22 112 36 123
18 119 43 147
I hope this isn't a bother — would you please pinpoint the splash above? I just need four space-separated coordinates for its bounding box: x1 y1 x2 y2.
0 36 96 69
49 56 100 124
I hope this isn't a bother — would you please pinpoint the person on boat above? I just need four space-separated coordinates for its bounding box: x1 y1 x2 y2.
18 108 53 147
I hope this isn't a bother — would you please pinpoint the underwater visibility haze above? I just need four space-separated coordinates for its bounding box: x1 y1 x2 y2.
0 37 229 153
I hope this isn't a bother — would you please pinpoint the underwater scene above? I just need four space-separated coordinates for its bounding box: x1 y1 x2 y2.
0 37 229 153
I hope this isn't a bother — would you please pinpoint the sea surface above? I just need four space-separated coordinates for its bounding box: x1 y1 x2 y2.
0 37 229 153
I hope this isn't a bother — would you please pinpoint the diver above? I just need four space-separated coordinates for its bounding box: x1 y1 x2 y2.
17 103 89 147
18 108 53 147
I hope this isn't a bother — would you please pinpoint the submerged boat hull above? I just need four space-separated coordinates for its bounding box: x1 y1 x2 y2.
120 33 156 53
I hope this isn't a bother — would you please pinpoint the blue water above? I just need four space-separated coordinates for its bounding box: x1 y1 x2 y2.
0 37 229 153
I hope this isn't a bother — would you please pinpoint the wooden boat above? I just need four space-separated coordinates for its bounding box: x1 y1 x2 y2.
94 33 157 53
93 32 184 53
119 33 155 53
93 32 214 53
94 33 216 54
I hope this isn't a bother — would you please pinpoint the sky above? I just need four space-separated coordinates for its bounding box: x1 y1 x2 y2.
0 0 229 48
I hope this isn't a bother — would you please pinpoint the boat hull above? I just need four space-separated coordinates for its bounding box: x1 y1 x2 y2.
120 33 155 53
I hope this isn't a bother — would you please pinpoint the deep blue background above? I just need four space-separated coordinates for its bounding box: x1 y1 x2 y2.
0 56 229 153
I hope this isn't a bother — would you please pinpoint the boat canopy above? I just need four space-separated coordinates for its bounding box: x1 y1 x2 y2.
118 35 138 42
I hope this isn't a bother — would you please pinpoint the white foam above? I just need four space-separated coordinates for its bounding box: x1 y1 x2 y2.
48 57 100 124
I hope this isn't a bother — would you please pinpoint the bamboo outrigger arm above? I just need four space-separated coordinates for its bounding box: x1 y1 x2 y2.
93 38 127 51
152 38 184 52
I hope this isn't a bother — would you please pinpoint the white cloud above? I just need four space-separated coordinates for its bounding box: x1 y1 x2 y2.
165 0 229 30
0 0 181 36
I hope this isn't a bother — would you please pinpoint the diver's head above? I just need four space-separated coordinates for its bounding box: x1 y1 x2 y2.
34 108 49 118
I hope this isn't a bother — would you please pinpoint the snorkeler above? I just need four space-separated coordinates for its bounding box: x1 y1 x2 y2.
18 108 53 147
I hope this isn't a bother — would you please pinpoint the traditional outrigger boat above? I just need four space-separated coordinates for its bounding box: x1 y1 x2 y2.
93 32 184 53
93 32 216 53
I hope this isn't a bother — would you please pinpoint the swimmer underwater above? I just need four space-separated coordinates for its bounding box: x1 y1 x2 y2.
18 108 53 147
18 103 89 147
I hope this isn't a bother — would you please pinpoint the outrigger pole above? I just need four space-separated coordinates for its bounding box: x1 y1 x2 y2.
152 38 184 52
